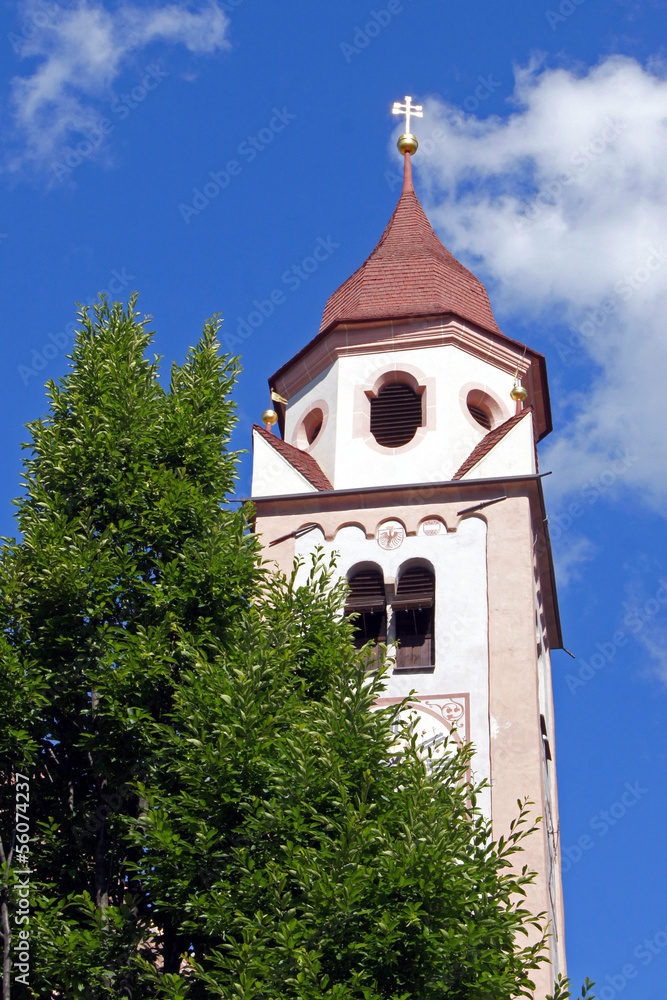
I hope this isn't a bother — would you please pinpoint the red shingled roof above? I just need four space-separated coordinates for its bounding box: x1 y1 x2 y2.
253 425 333 491
319 155 500 337
453 407 534 480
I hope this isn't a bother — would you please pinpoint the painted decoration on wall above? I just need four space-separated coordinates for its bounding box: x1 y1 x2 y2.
419 517 445 536
377 519 405 550
439 699 464 723
375 693 469 769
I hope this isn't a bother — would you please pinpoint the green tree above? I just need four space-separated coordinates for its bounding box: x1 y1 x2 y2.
0 297 591 999
128 554 555 1000
1 297 255 997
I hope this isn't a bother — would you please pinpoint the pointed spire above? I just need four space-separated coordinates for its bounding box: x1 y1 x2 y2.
269 99 552 444
319 94 500 336
319 112 500 337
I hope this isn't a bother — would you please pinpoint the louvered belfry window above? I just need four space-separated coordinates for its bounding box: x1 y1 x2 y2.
468 401 491 430
345 568 387 662
393 566 435 670
370 382 422 447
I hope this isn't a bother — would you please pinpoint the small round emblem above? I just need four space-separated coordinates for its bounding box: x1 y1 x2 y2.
421 518 445 536
377 520 405 550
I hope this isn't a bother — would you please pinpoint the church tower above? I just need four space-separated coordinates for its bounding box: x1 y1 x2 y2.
250 99 566 994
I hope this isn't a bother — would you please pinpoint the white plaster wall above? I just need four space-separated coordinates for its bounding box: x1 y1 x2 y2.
276 336 530 493
461 415 536 480
294 516 491 817
334 345 508 489
250 431 316 497
283 362 338 483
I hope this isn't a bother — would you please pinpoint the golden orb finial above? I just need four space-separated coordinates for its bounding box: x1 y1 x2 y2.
262 408 278 429
510 380 528 403
397 133 419 155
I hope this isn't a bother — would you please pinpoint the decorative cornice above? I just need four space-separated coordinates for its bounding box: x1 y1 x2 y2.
270 315 552 439
248 473 561 650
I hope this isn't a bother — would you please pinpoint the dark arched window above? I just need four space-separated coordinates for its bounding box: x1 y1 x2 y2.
345 568 387 663
467 400 491 430
370 382 422 447
393 566 435 670
466 389 500 431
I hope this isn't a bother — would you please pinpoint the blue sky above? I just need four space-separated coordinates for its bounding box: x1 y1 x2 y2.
1 0 666 995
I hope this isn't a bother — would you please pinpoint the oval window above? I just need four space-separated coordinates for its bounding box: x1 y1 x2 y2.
468 400 492 430
297 407 323 447
466 389 501 431
370 382 422 447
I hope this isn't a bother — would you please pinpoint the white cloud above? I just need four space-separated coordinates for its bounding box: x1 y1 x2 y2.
551 533 596 589
411 56 667 513
622 566 667 684
635 625 667 684
6 0 230 173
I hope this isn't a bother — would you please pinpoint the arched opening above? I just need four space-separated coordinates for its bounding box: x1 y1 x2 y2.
392 565 435 670
468 399 492 430
303 407 323 444
465 388 502 432
295 406 325 448
370 382 422 447
345 567 387 665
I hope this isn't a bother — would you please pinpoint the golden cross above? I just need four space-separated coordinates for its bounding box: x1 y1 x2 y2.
392 95 423 134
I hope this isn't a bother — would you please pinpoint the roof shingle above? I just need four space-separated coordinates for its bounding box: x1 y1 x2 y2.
253 425 333 492
320 158 500 337
453 407 534 480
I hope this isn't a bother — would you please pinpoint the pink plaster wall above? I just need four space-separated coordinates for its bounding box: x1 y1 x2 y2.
254 488 565 993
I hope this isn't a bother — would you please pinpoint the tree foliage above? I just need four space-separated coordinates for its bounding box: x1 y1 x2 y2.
0 297 591 999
